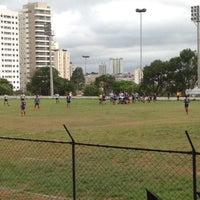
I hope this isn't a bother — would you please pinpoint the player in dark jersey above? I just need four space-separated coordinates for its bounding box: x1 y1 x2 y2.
34 95 40 110
66 93 71 108
21 100 26 116
184 95 190 115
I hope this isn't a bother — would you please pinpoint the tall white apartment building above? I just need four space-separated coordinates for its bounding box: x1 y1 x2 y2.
0 5 20 91
19 2 52 91
134 67 143 84
54 49 72 80
109 58 123 74
99 63 106 75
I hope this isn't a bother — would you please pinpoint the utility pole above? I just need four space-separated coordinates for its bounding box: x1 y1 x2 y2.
44 22 54 97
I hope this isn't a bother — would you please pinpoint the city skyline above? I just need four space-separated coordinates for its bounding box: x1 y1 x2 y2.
1 0 200 73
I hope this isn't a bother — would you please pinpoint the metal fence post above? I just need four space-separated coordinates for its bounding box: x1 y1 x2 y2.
185 130 197 200
64 124 76 200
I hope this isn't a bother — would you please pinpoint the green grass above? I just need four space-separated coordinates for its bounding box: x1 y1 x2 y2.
0 98 199 150
0 98 199 199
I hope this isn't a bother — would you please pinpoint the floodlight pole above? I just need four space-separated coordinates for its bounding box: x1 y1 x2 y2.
191 6 200 88
44 22 54 97
82 55 90 75
136 8 147 70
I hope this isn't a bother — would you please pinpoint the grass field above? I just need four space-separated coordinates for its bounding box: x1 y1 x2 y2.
0 97 199 150
0 97 200 199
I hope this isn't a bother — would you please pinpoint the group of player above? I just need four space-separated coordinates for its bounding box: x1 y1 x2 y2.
99 92 157 105
54 93 72 108
3 92 72 116
3 91 190 115
98 91 190 115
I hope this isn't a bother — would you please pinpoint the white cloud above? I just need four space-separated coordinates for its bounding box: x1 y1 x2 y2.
2 0 200 72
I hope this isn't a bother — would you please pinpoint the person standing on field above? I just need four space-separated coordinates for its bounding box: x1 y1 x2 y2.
21 100 26 116
4 94 9 106
55 93 59 103
66 93 71 108
102 93 106 105
34 95 40 110
184 95 190 115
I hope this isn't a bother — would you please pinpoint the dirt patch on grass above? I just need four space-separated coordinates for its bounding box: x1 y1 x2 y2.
0 189 69 200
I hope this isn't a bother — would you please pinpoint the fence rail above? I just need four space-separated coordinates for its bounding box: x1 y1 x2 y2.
0 127 199 200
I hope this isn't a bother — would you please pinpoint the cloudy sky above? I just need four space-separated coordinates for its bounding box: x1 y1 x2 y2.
2 0 200 73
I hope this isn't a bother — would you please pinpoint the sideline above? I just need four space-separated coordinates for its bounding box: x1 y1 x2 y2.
0 95 200 101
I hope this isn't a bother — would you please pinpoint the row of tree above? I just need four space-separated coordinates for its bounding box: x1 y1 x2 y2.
141 48 196 96
0 48 197 97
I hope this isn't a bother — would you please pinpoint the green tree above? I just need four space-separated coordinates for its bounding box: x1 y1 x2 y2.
141 60 169 95
171 49 196 93
112 80 139 94
83 83 100 96
70 67 85 92
94 75 116 95
0 78 13 95
53 76 75 95
141 48 196 96
27 67 73 95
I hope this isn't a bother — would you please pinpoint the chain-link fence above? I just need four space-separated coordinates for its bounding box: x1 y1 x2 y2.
0 138 73 200
0 129 200 200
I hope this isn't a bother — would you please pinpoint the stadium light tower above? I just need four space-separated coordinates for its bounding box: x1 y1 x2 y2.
191 6 200 88
44 22 54 97
136 8 147 70
186 6 200 95
82 55 90 75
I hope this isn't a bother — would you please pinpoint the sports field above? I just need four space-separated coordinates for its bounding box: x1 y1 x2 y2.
0 97 199 150
0 97 200 199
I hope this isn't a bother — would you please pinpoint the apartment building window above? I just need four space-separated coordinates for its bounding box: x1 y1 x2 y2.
4 26 11 29
4 32 11 35
4 21 11 24
4 15 11 19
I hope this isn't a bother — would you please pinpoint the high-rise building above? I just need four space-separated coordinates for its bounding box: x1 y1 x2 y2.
109 58 123 74
19 2 52 91
54 49 72 80
0 5 20 91
134 67 143 84
99 63 106 75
